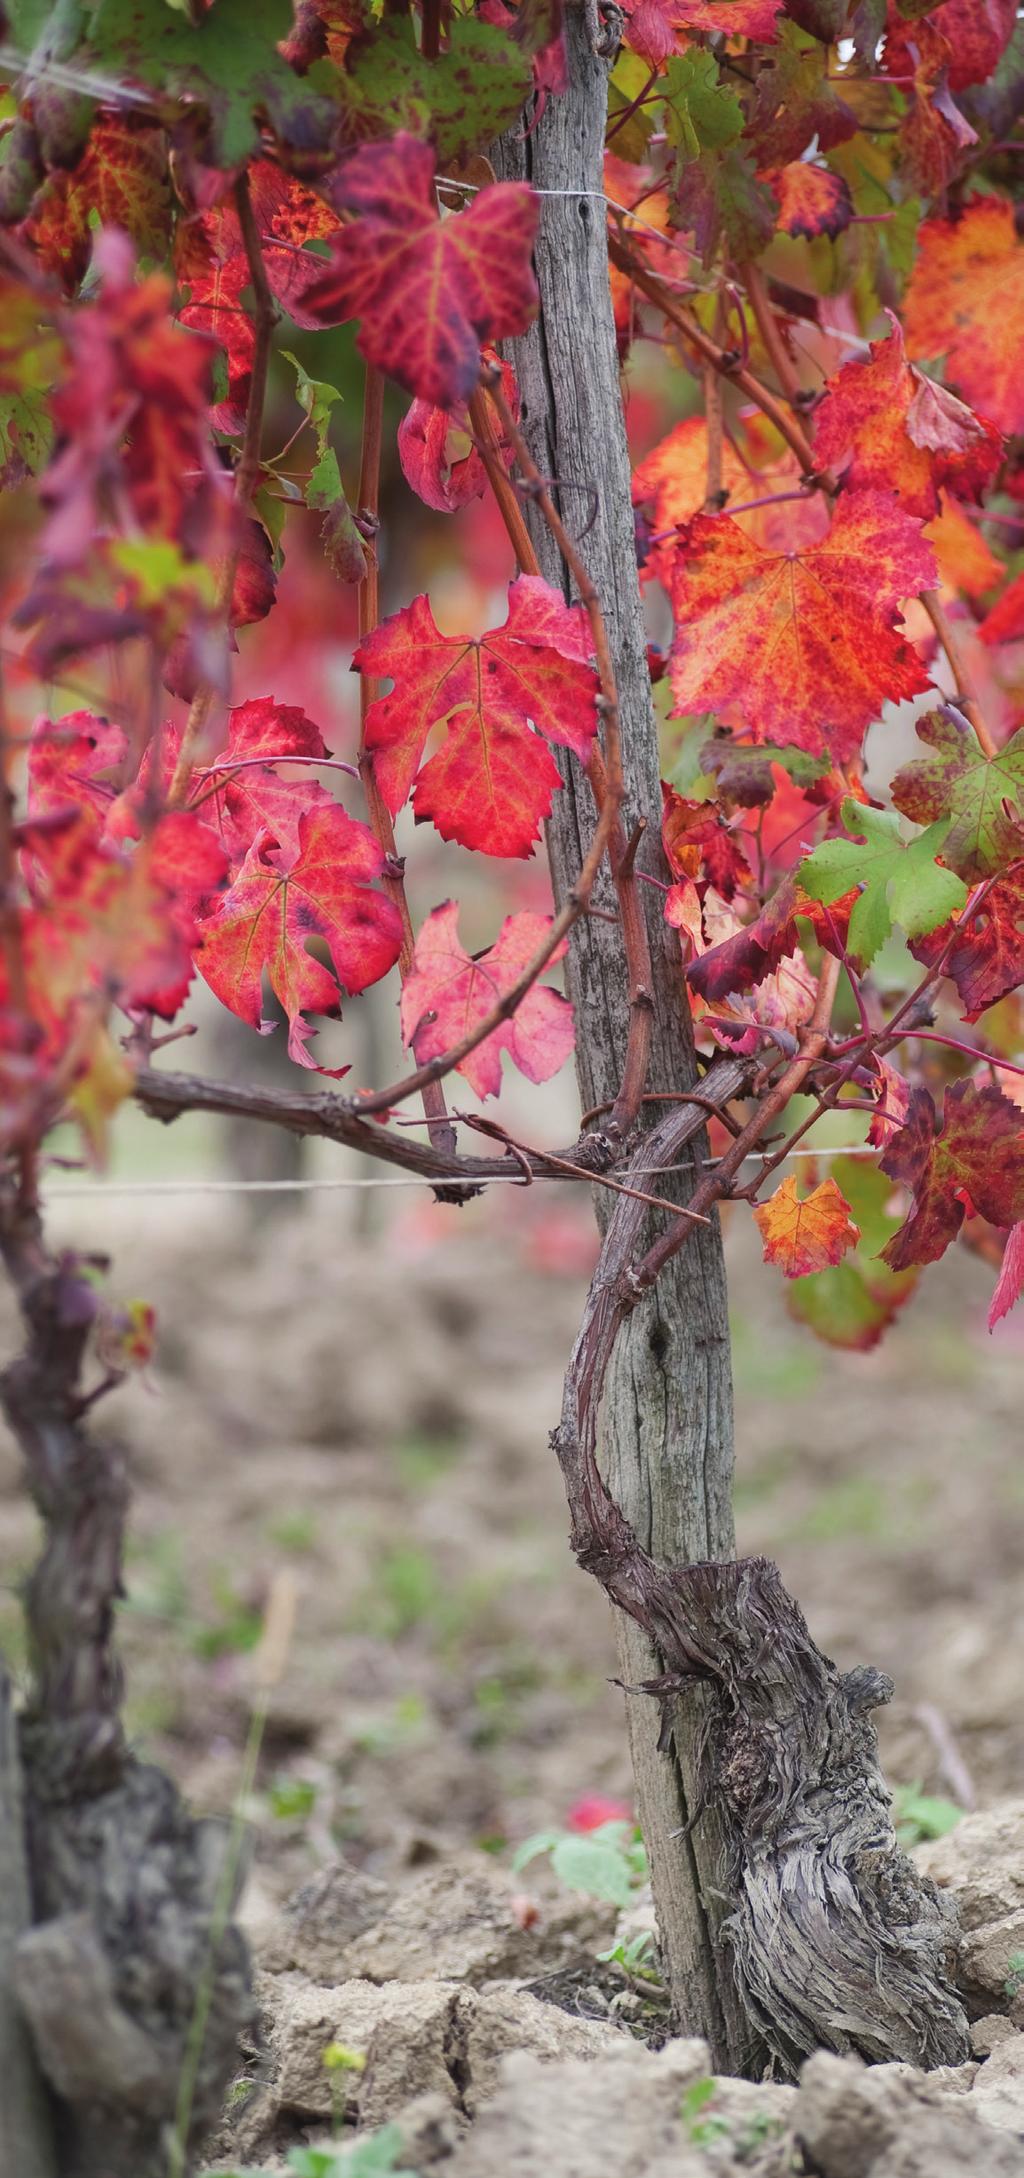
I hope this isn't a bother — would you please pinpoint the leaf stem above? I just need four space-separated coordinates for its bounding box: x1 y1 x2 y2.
918 592 999 759
485 371 656 1134
627 953 841 1292
354 363 458 1162
168 170 277 806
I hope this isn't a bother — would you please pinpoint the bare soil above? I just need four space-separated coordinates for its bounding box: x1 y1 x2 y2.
1 1186 1018 1912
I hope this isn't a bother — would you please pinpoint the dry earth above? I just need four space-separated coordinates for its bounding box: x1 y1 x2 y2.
0 1183 1022 2170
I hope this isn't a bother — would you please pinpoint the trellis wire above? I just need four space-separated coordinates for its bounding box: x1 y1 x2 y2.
41 1143 880 1199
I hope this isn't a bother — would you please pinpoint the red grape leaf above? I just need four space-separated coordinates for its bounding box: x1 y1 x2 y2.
397 354 519 514
622 0 781 67
904 197 1024 439
910 868 1024 1021
666 491 935 762
890 707 1024 879
28 711 129 830
26 119 172 294
687 874 802 1001
400 901 573 1100
979 569 1024 648
355 576 599 858
42 235 216 567
884 18 977 195
195 804 403 1069
814 319 1001 522
176 215 252 433
188 698 333 868
297 133 538 406
661 782 750 901
754 1174 860 1278
880 1080 1024 1270
988 1219 1024 1330
929 0 1017 92
766 162 852 240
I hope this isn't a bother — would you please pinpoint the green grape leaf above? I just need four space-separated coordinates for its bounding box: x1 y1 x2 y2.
88 0 340 169
799 797 967 967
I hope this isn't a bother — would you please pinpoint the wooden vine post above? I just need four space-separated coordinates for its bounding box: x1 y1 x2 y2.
495 12 746 2064
495 10 968 2072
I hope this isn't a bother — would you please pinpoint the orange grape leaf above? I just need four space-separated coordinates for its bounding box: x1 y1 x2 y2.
195 805 403 1069
400 901 574 1100
814 318 1001 521
754 1173 860 1278
904 197 1024 439
355 576 599 858
666 490 935 762
927 498 1002 603
766 162 852 240
880 1080 1024 1270
296 133 538 405
633 417 749 529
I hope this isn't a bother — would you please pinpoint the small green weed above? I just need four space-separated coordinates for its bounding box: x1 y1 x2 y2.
267 1774 318 1822
596 1927 663 1985
208 2117 418 2177
511 1819 647 1908
680 2077 730 2145
1005 1951 1024 2001
891 1783 963 1849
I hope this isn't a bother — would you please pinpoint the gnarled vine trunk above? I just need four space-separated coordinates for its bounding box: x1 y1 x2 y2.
0 1193 251 2177
497 11 969 2074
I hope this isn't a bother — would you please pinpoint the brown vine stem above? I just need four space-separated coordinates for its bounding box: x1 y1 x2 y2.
628 952 841 1296
703 343 724 510
169 170 276 805
744 261 808 419
485 371 656 1135
466 389 538 573
134 1059 753 1196
355 364 457 1162
918 590 999 759
0 665 34 1206
607 230 822 478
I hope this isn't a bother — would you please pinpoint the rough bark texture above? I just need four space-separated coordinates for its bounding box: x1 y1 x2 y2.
553 1100 970 2075
495 11 747 2065
497 15 970 2074
0 1195 252 2177
0 1667 56 2178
